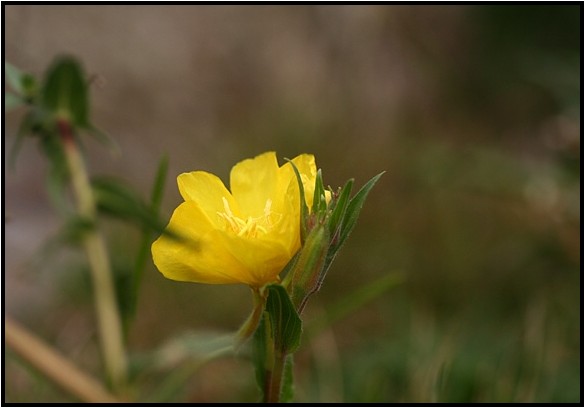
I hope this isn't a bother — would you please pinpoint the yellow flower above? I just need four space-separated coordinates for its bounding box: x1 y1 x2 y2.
152 152 323 288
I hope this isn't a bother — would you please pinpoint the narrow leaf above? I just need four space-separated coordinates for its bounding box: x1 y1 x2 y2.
337 171 385 251
5 62 24 93
285 158 309 243
41 56 89 126
86 124 120 155
130 155 170 323
149 154 169 212
91 176 167 234
265 284 302 354
8 110 36 169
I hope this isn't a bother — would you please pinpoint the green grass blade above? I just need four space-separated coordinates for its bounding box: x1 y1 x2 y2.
308 272 404 336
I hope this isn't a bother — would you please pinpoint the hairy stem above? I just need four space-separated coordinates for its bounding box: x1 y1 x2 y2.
264 350 287 403
235 287 266 347
59 121 127 391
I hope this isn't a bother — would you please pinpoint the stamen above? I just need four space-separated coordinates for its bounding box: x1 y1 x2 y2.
217 197 279 238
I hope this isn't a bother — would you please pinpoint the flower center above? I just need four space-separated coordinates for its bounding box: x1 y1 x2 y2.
217 197 278 238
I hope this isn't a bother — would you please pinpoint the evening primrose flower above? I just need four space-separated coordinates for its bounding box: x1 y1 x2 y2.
152 152 323 288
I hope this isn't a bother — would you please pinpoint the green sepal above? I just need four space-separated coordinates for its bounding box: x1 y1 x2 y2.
265 284 303 354
289 224 329 313
311 169 327 219
278 250 301 289
285 158 309 243
41 56 89 127
313 173 383 301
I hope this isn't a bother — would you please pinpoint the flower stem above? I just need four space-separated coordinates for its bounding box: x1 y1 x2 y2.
235 287 266 347
59 120 127 392
264 350 287 403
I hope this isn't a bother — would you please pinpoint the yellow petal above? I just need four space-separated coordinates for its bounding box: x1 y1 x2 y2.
216 230 291 286
264 191 301 256
230 152 279 218
177 171 239 227
279 153 318 210
152 202 247 284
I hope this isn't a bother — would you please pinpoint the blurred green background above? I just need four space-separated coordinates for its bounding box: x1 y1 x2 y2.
5 5 581 403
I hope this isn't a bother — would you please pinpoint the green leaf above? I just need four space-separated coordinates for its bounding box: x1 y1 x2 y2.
129 155 169 326
149 154 169 213
91 176 167 234
41 56 89 127
285 158 309 243
336 171 385 251
253 314 270 396
86 124 120 154
5 92 23 111
8 111 36 170
265 284 303 354
5 62 24 93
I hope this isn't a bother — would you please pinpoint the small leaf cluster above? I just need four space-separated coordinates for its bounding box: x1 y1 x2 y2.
253 166 384 402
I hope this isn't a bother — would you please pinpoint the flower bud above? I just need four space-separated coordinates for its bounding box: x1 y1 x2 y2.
287 223 330 314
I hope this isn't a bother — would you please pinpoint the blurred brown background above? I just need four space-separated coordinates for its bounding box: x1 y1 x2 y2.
5 5 581 403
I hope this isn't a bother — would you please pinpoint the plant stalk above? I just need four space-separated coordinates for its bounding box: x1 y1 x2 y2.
59 120 127 391
5 317 120 403
264 349 287 403
235 287 266 347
